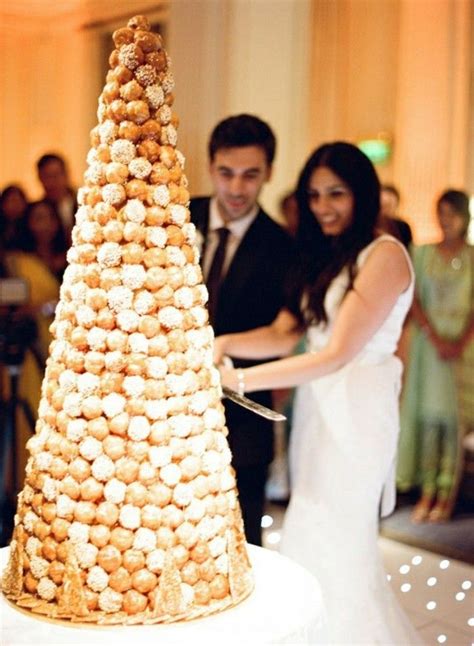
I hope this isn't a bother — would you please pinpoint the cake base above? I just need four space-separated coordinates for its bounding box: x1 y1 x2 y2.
1 545 326 644
2 579 253 626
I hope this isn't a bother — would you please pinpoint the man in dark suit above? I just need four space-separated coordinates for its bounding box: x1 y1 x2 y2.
36 153 77 245
190 114 295 545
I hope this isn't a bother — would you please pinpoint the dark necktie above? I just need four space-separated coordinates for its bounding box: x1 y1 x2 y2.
206 227 230 325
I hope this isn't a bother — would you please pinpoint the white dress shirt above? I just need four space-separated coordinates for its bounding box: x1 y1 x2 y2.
202 197 259 280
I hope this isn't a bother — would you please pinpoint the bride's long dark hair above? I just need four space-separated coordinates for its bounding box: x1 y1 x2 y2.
293 142 380 326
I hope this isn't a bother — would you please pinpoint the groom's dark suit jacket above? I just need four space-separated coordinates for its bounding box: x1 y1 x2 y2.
190 196 295 467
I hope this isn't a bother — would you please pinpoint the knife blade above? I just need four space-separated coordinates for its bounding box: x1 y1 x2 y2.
221 386 286 421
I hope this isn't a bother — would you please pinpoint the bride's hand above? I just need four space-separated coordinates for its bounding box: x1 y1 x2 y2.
213 335 229 366
218 364 237 390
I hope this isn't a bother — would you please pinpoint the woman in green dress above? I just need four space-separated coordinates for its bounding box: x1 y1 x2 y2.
397 189 474 522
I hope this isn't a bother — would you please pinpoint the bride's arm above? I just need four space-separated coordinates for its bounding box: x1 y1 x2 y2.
222 241 411 392
214 308 303 363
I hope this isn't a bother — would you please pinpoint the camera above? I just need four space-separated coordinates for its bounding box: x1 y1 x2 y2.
0 277 30 307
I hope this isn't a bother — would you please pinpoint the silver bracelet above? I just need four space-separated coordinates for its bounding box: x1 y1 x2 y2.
236 368 245 395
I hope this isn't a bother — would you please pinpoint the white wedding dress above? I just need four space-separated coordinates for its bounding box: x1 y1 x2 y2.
280 236 423 644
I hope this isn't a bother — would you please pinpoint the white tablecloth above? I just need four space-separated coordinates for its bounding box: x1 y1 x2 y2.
0 544 327 645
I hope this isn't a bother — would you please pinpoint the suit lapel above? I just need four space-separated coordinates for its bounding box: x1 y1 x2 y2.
192 202 270 313
219 211 266 304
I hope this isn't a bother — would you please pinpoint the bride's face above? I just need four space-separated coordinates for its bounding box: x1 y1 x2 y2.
307 166 355 236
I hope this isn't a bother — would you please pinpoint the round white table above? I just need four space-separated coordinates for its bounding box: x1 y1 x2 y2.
0 544 327 645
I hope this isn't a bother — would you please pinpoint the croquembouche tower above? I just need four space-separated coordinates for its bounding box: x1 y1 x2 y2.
1 15 253 624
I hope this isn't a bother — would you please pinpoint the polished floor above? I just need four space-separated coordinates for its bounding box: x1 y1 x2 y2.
262 504 474 646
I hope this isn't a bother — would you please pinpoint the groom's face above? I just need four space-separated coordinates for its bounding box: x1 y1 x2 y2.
209 145 272 223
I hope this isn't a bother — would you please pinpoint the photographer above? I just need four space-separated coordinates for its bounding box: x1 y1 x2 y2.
0 275 36 543
0 247 59 544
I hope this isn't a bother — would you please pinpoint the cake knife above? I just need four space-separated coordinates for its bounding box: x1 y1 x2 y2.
221 386 286 422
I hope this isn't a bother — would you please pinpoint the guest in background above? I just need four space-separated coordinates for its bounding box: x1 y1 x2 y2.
3 199 66 421
4 201 65 363
0 185 28 252
397 189 474 522
189 114 295 545
36 152 77 243
20 200 68 280
279 190 299 237
1 203 65 497
379 184 413 249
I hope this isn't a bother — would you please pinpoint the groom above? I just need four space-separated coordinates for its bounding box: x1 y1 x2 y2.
189 114 295 545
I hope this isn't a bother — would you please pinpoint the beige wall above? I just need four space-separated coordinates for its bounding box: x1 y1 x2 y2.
309 0 472 243
0 0 472 240
309 0 399 152
168 0 313 221
0 15 99 199
393 0 471 242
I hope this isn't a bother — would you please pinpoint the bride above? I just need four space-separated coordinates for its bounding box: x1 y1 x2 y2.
215 142 422 644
